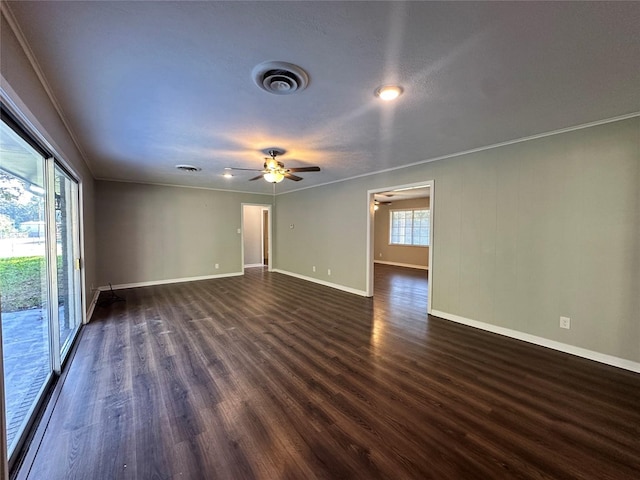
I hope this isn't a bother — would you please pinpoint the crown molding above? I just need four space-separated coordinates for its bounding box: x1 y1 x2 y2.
1 3 95 176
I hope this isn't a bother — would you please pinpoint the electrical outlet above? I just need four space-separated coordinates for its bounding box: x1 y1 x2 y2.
560 316 571 329
312 266 316 272
215 263 219 269
328 269 331 276
379 253 382 258
237 228 241 234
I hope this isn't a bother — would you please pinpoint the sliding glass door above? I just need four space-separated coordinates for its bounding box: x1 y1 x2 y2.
1 110 83 466
0 119 52 458
55 166 81 361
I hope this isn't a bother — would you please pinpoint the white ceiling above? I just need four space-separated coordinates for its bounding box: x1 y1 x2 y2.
4 1 639 195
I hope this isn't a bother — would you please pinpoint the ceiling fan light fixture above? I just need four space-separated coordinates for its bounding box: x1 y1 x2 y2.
223 172 233 178
265 158 280 170
375 85 403 101
264 171 285 183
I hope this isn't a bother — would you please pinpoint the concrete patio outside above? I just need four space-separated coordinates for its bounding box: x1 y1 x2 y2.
2 307 73 451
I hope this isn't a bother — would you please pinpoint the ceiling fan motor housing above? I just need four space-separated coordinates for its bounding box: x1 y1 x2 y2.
265 159 285 170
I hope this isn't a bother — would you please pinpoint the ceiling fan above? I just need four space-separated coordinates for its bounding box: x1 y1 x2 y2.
226 149 320 183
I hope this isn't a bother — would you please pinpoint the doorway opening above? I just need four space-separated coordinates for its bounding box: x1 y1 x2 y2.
366 180 434 313
241 204 272 271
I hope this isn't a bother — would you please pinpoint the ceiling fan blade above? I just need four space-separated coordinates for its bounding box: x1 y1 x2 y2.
226 167 264 172
248 175 265 181
285 173 303 181
287 166 321 172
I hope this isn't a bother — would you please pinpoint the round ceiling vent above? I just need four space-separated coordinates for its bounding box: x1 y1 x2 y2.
252 61 309 95
175 164 201 172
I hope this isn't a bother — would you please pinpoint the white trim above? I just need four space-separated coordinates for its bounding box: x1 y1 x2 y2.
97 176 274 197
0 303 8 480
431 310 640 374
98 272 244 291
244 263 265 268
428 181 435 314
78 181 88 325
277 112 640 197
272 269 368 297
86 288 101 323
44 157 62 374
374 260 428 270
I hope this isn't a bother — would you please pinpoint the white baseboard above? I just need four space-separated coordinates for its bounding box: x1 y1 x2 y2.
244 263 265 268
85 288 101 322
272 269 368 297
431 309 640 374
98 271 244 292
374 260 428 270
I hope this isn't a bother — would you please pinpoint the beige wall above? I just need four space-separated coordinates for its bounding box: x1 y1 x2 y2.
374 197 430 268
276 117 640 363
274 180 366 287
95 181 271 286
1 10 97 313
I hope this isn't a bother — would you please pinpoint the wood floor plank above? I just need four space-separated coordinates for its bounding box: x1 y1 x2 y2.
21 265 640 479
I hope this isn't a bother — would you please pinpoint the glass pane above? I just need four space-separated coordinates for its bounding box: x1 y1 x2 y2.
391 210 413 245
413 210 430 246
0 120 51 456
55 165 81 360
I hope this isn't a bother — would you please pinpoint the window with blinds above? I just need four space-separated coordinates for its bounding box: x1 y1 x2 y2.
389 209 430 246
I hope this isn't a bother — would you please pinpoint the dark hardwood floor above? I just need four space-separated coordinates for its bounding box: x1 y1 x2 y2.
20 265 640 479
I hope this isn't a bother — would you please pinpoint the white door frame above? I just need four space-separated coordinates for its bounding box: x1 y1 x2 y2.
366 180 434 314
0 303 8 480
241 203 273 272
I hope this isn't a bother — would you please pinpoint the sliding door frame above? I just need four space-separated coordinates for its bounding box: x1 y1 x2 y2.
0 302 8 480
1 90 86 474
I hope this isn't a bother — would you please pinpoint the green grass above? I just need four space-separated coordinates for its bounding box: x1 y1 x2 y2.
0 256 46 312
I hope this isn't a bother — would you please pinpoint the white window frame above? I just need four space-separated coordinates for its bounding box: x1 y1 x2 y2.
389 208 430 247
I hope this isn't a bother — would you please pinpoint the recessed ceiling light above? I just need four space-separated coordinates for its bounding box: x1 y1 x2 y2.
375 85 403 101
175 164 201 172
223 172 233 178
